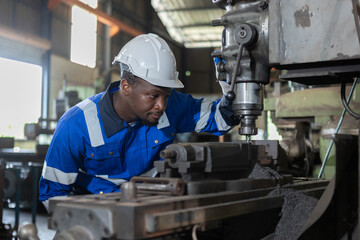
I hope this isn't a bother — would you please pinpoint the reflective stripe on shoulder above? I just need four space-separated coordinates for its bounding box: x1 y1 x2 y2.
195 100 212 132
215 103 231 131
96 175 127 185
42 161 78 185
76 99 104 147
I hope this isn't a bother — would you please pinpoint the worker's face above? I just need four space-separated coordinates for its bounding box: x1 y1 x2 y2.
124 78 171 126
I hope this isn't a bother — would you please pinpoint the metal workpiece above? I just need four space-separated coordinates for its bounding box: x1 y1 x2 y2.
130 177 185 196
155 141 286 183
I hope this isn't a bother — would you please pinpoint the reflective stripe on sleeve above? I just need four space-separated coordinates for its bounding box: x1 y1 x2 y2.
77 99 104 147
42 161 78 185
195 100 212 132
214 103 231 131
96 175 127 185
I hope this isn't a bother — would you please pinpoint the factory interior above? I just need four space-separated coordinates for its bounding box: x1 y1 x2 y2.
0 0 360 239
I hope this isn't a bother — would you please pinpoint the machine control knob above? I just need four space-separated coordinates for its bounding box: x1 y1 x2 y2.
259 0 268 10
217 61 226 72
211 19 223 26
225 91 236 101
234 24 258 47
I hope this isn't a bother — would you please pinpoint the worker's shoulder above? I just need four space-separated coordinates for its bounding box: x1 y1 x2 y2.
75 92 103 110
60 93 103 122
168 89 198 103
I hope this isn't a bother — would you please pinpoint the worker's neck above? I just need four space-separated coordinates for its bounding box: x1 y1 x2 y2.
112 91 137 123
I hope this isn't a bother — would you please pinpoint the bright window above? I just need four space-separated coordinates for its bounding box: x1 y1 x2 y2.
0 57 42 139
70 0 98 68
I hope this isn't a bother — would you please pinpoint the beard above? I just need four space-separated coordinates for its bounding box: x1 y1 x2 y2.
142 118 158 126
141 115 159 126
141 111 163 126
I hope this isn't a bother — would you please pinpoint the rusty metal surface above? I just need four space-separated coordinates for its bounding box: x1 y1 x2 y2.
269 0 360 65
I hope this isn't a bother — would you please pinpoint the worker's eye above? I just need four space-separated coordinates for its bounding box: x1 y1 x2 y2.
149 94 159 99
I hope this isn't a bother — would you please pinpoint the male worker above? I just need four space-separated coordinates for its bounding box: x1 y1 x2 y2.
39 33 238 209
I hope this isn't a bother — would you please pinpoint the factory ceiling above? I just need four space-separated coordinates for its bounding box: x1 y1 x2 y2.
151 0 225 48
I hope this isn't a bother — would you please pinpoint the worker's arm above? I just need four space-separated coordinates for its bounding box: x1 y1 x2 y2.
38 116 82 203
168 90 238 136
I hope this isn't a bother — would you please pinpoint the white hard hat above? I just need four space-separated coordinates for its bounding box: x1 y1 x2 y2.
112 33 184 88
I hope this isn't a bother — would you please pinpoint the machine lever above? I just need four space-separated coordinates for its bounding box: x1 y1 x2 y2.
226 44 244 102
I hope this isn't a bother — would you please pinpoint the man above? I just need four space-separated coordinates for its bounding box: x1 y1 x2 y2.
39 33 238 209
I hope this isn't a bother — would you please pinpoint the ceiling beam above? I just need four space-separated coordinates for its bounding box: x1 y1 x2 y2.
48 0 143 37
156 6 220 12
48 0 62 10
173 23 212 28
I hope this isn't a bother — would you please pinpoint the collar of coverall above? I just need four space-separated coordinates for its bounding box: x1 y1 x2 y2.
99 80 129 138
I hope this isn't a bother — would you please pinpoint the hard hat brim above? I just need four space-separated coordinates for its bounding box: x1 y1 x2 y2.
144 77 184 88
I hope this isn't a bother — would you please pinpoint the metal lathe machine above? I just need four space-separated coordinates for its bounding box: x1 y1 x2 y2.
46 0 360 239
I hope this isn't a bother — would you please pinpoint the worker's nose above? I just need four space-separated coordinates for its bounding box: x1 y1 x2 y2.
155 96 167 111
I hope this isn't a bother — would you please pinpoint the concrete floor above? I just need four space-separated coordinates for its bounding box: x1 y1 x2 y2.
3 207 56 240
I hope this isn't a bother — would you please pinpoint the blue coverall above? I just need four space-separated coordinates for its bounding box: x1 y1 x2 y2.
39 81 236 203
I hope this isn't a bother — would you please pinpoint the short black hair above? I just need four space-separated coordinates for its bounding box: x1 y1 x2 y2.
121 70 138 86
119 63 138 86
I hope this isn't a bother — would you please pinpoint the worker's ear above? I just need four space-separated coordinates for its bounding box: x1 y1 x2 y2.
120 79 132 96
